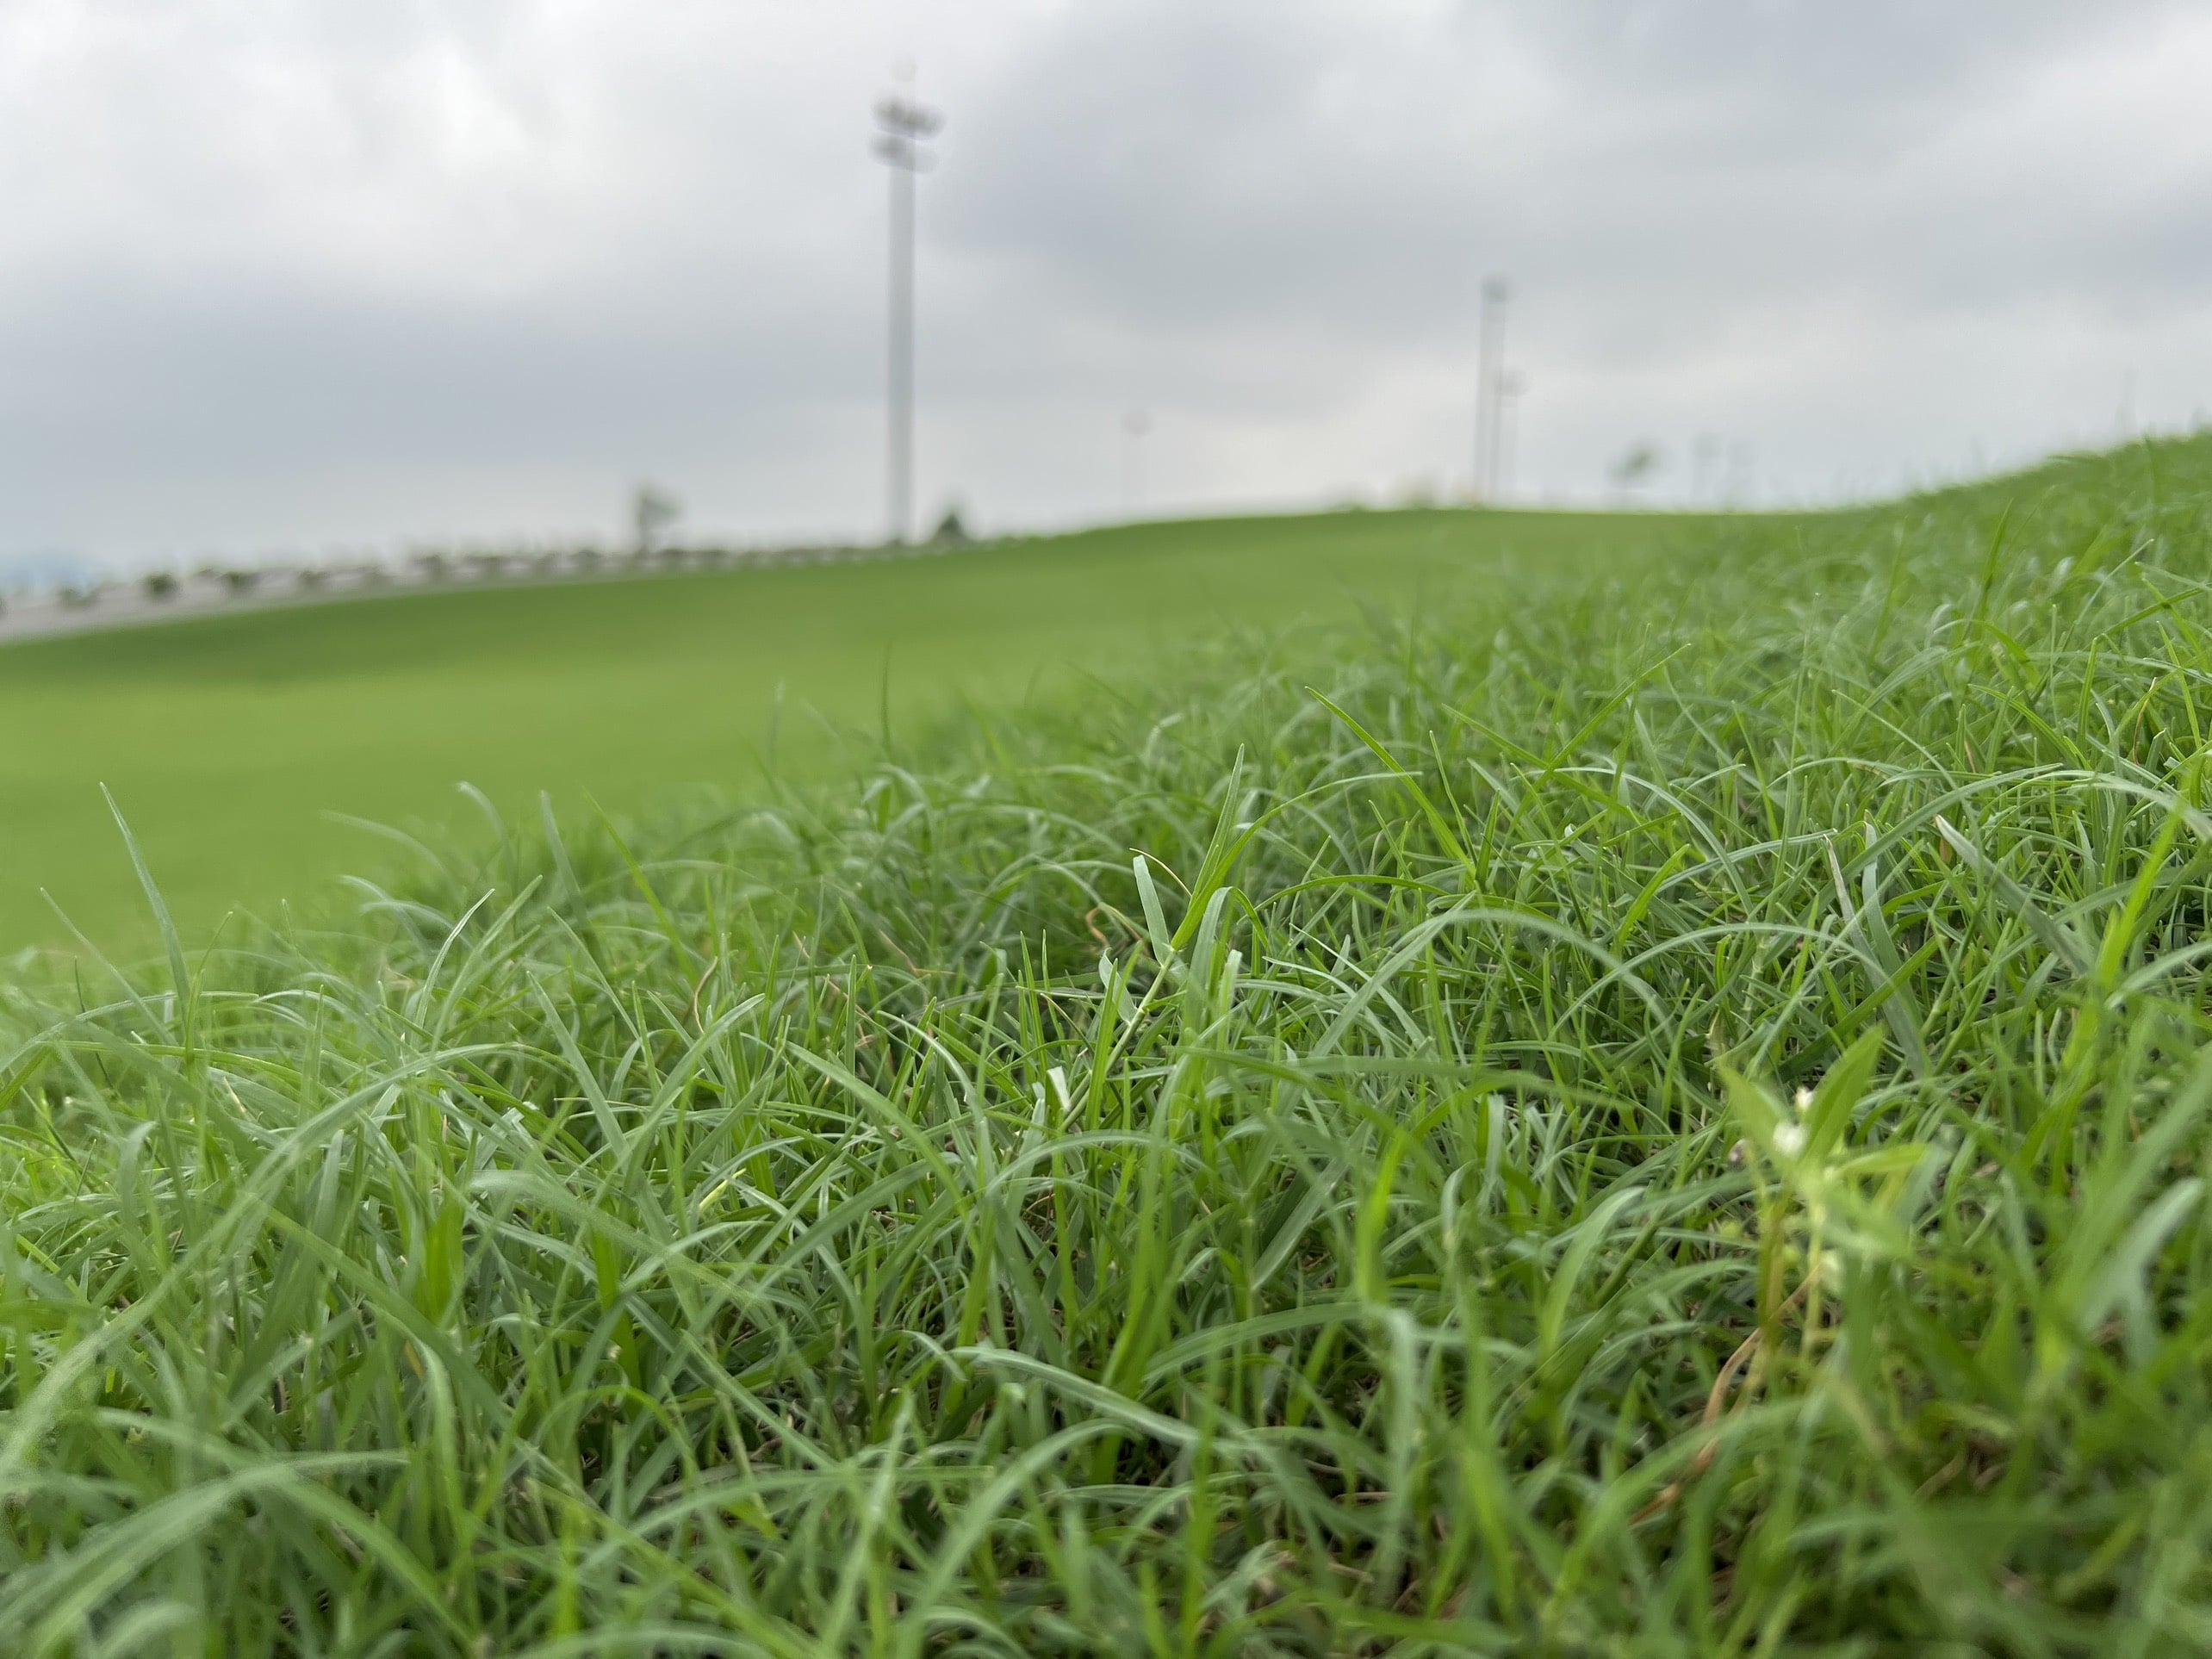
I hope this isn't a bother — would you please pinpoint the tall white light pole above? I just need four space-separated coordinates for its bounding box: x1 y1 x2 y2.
1497 370 1527 503
1475 276 1508 501
1122 410 1152 515
873 81 941 544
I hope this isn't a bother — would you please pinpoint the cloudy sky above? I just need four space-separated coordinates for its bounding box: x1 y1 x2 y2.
2 0 2209 569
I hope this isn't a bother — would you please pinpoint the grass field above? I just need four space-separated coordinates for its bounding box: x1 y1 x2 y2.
0 508 1706 952
8 439 2212 1652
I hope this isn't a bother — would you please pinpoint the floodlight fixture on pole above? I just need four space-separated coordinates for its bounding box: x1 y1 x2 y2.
1475 276 1509 501
873 82 941 545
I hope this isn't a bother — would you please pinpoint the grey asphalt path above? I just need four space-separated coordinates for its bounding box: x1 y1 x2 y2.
0 540 948 649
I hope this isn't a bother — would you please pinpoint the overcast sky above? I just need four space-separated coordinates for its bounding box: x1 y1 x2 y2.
3 0 2209 570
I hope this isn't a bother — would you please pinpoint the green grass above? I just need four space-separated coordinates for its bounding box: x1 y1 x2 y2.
0 508 1693 952
8 439 2212 1651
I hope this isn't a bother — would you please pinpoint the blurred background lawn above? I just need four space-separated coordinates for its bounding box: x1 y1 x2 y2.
0 507 1719 950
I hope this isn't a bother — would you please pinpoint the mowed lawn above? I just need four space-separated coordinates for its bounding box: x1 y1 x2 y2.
0 506 1711 949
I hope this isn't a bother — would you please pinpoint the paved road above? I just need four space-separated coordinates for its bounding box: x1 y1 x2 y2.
0 541 947 649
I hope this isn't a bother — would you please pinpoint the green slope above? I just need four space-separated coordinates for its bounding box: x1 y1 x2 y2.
0 507 1706 949
7 441 2212 1650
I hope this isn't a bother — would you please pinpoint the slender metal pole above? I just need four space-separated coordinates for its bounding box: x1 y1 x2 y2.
1498 371 1525 503
888 159 914 544
873 88 939 545
1122 410 1151 516
1476 277 1508 500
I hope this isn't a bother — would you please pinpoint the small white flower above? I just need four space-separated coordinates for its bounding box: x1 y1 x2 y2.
1793 1087 1813 1114
1773 1122 1807 1158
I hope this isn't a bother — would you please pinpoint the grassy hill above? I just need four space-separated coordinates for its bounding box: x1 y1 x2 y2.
0 508 1711 951
5 439 2212 1651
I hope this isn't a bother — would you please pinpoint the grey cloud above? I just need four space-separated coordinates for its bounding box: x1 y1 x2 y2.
0 0 2207 563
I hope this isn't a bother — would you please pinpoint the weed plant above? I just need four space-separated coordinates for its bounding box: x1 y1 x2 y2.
6 443 2212 1651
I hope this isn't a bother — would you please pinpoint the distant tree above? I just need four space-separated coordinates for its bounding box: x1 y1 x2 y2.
143 571 179 601
931 506 972 545
1610 444 1663 497
633 484 682 556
